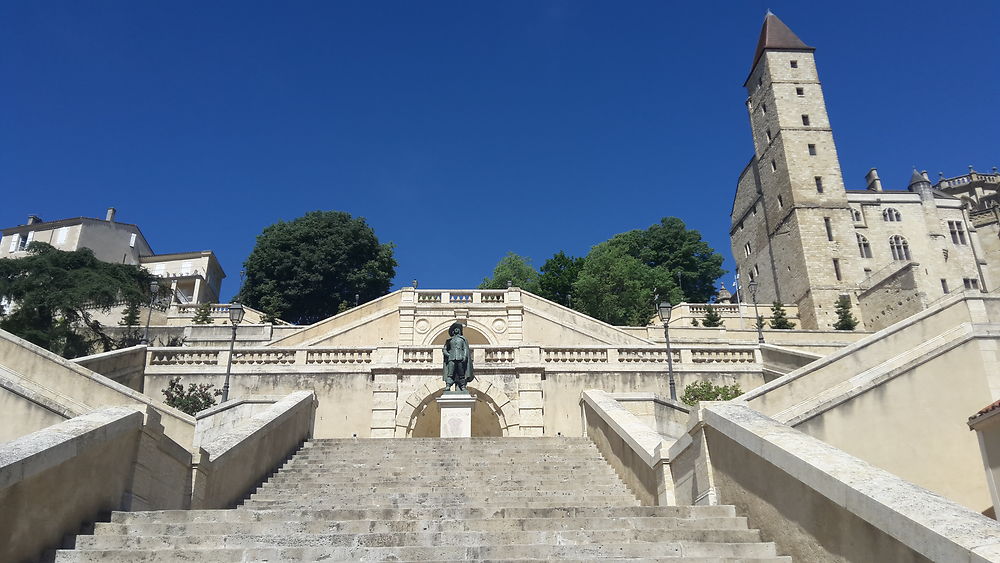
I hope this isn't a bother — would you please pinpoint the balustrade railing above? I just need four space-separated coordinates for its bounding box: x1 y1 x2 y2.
691 349 755 363
484 347 515 364
149 349 220 366
618 348 679 363
401 348 434 363
306 349 373 364
449 293 473 303
542 348 609 363
233 350 295 365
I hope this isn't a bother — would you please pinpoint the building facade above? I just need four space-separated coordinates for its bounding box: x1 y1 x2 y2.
730 14 991 330
0 208 225 305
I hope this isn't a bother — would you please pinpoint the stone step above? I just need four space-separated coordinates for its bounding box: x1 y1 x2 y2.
262 475 622 486
56 548 791 563
255 482 630 494
76 527 767 550
112 505 739 524
94 515 750 537
241 498 641 509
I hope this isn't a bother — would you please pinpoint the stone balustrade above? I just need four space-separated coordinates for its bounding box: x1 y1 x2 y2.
412 289 507 305
146 344 760 373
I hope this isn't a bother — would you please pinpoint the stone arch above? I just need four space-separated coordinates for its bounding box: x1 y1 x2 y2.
421 319 496 346
395 377 519 437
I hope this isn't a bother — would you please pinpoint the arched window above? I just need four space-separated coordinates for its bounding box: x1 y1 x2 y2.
889 235 910 260
883 208 901 222
851 208 863 222
857 234 872 258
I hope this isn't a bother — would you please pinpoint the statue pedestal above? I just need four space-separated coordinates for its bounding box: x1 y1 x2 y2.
437 391 476 438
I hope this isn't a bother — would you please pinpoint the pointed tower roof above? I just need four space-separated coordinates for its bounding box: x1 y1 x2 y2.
908 169 931 191
749 12 815 73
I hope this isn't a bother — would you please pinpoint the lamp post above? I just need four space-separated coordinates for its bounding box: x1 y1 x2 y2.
140 280 159 345
656 297 677 401
221 302 245 403
749 280 764 344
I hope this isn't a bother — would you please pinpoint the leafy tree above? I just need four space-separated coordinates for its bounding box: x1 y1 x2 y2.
537 251 585 307
0 243 156 358
117 302 143 347
239 211 396 324
572 243 678 326
691 317 700 326
479 252 540 292
606 217 725 303
192 303 214 325
833 295 859 330
162 376 221 415
701 306 724 327
768 302 796 329
680 381 743 406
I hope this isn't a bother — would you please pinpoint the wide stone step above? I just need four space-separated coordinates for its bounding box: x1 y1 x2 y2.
241 498 641 509
61 540 780 560
94 515 750 536
256 482 630 494
262 475 622 487
113 505 739 524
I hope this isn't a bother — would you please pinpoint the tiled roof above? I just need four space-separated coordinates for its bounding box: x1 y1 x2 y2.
970 399 1000 421
750 12 814 72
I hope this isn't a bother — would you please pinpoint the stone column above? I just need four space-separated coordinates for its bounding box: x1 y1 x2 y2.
437 392 476 438
518 371 544 437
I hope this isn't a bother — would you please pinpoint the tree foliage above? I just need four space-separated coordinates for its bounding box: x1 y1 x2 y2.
768 302 795 329
537 251 584 307
572 243 676 326
192 303 214 325
117 302 143 348
680 381 743 406
239 211 396 324
0 243 157 358
479 252 539 292
833 295 859 330
162 376 221 415
701 306 724 327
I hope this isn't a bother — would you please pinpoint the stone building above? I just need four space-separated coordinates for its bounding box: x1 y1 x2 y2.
730 13 992 330
0 208 225 305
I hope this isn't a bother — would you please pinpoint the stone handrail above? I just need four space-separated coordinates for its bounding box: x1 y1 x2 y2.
672 402 1000 562
414 289 507 305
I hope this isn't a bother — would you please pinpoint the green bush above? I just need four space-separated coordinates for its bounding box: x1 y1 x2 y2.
680 380 743 406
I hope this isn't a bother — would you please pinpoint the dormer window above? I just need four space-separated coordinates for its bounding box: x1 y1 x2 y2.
883 208 901 222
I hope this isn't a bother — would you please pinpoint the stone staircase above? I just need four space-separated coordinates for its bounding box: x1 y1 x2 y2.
55 437 790 561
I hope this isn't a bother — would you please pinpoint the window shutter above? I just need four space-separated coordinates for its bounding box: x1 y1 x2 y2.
25 231 34 245
129 233 137 248
7 235 17 253
56 227 68 245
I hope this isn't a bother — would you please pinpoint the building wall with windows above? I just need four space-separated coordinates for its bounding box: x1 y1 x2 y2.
730 14 990 330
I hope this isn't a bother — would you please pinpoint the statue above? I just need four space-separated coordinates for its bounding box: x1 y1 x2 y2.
442 322 474 391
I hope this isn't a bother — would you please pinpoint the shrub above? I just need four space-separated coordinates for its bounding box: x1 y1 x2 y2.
680 381 743 406
162 376 221 415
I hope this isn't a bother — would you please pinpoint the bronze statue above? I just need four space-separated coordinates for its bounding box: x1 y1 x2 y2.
442 322 474 391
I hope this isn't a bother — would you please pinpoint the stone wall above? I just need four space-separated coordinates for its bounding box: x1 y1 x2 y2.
73 345 148 392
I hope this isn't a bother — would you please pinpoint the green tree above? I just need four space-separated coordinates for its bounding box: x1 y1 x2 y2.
691 317 700 327
537 251 585 307
833 295 859 330
608 217 725 303
191 303 214 325
572 243 677 326
239 211 396 324
680 381 743 406
769 302 796 329
117 301 143 347
701 306 724 327
161 376 221 415
479 252 540 292
0 243 156 358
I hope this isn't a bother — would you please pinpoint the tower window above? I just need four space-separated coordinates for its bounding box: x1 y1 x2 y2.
762 103 767 114
889 235 911 261
744 242 752 257
758 77 763 89
766 129 772 142
790 60 798 68
807 144 817 156
824 217 833 241
778 195 784 208
770 160 777 172
964 278 981 290
796 87 805 96
941 279 949 293
815 176 824 193
801 115 810 126
882 208 901 222
948 220 967 245
833 259 842 281
851 208 863 223
857 234 872 258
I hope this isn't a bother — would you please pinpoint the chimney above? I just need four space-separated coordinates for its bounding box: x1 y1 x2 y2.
105 207 116 222
27 215 42 225
865 168 883 192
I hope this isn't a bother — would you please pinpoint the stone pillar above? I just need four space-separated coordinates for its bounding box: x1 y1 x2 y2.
437 392 476 438
518 371 544 437
370 371 398 438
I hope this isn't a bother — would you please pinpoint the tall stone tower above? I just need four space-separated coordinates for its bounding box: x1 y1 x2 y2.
730 12 862 329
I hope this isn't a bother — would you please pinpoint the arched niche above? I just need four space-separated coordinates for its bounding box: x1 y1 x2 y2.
397 379 518 437
426 321 492 346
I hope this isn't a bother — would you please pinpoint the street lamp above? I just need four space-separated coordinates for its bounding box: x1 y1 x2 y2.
221 302 245 403
140 280 159 345
748 280 764 344
656 297 677 401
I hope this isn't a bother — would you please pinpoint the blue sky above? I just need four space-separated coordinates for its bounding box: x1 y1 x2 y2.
3 1 998 300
